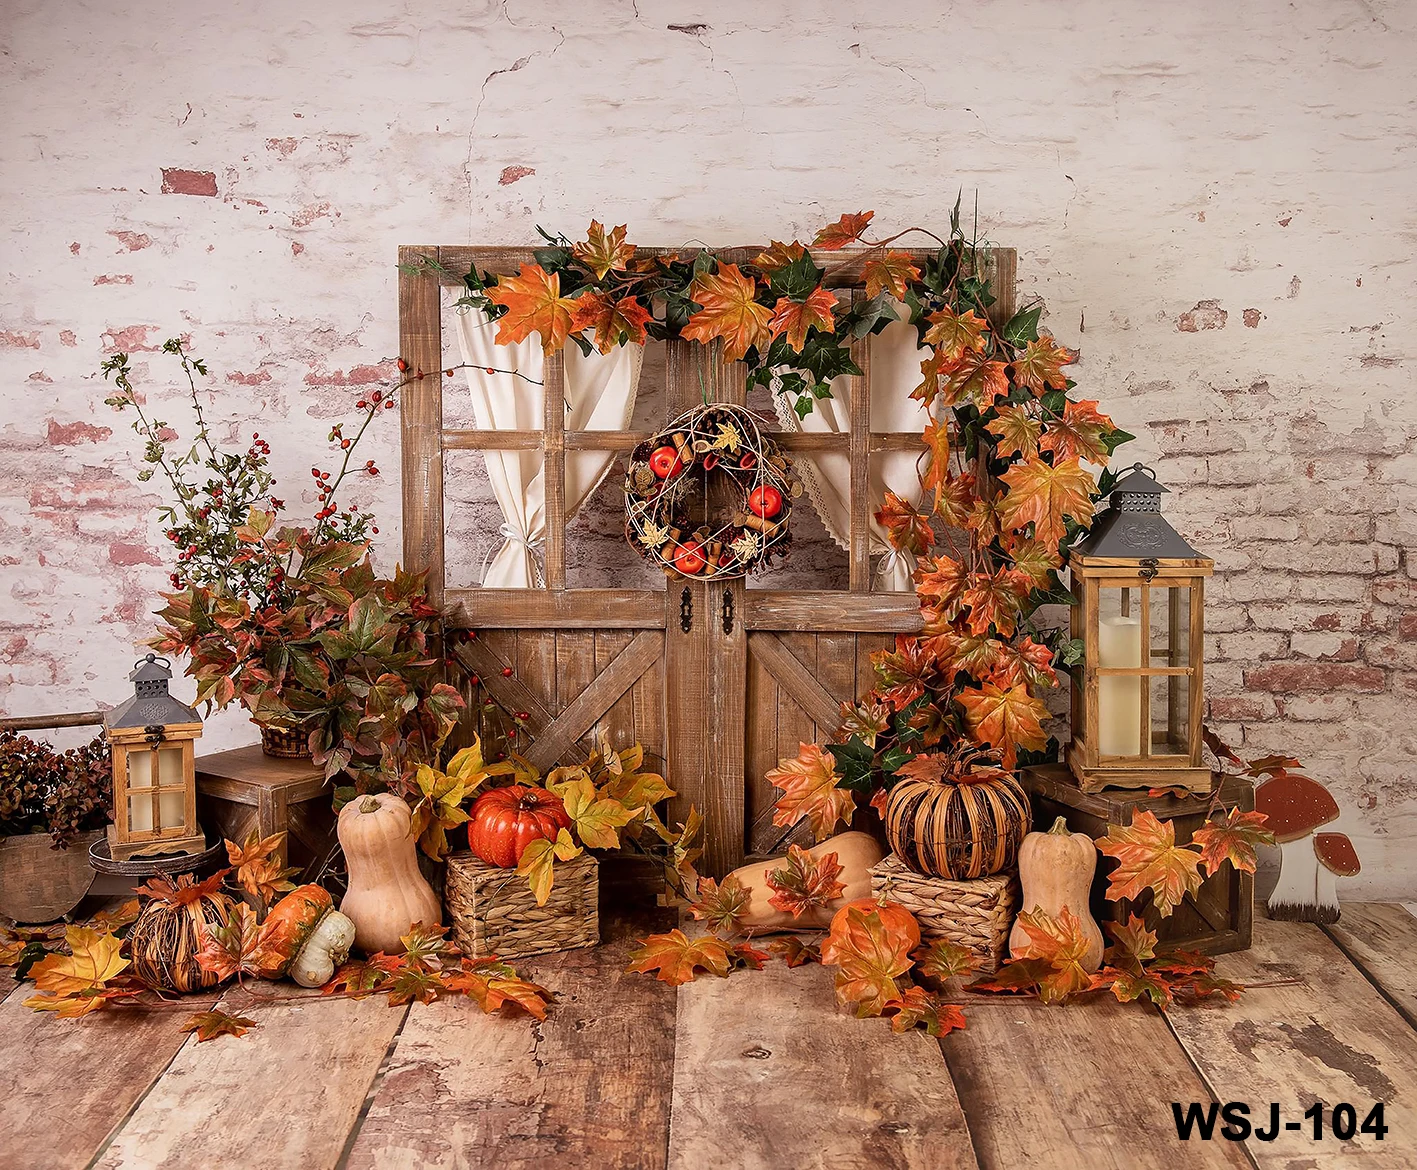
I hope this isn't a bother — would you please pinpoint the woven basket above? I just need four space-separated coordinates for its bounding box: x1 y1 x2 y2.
445 849 599 961
257 722 311 759
870 853 1019 974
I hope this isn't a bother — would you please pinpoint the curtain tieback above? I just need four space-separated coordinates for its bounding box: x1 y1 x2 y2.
481 525 546 587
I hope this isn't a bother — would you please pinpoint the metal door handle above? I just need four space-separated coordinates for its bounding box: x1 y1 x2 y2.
680 587 693 632
722 588 734 634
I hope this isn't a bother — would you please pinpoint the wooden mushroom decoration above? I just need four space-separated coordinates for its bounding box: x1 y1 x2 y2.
1255 772 1340 921
1313 832 1361 924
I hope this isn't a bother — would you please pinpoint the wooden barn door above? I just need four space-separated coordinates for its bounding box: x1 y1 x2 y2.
399 245 1015 878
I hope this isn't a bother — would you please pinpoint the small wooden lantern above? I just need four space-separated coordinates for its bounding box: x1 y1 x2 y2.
105 655 207 860
1066 464 1214 794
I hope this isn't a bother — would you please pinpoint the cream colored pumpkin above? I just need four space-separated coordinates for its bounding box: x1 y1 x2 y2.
725 831 884 931
338 793 442 954
1009 815 1105 972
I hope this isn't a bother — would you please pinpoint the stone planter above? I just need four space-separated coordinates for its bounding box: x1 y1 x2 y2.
0 828 103 923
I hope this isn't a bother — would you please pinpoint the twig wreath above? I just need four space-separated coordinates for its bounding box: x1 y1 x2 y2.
624 403 800 578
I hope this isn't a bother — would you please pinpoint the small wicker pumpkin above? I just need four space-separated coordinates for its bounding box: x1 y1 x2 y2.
885 769 1031 880
129 871 234 993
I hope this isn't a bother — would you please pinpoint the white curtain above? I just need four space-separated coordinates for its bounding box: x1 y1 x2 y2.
771 311 933 591
455 309 643 587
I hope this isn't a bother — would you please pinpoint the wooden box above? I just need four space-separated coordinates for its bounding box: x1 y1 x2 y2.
1019 764 1253 955
445 849 599 961
870 854 1019 974
195 746 335 878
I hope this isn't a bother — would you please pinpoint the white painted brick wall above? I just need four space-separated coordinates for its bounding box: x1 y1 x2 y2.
2 0 1414 897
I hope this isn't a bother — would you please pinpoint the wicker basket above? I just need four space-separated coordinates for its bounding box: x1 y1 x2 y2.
445 849 599 961
257 722 311 759
870 853 1019 974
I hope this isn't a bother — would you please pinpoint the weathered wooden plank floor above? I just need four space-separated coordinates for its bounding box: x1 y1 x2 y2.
0 903 1414 1170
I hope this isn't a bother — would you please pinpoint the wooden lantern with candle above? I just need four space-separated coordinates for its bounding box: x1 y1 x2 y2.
104 655 207 861
1066 464 1214 794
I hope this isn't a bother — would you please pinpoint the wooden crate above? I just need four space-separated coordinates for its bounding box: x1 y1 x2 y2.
870 854 1018 974
195 745 335 877
445 849 599 961
1019 764 1253 955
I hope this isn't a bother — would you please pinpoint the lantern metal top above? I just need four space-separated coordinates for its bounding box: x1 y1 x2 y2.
105 654 202 730
1073 462 1203 561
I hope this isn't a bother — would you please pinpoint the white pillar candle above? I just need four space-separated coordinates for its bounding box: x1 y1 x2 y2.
1098 615 1142 756
127 750 155 832
157 748 185 830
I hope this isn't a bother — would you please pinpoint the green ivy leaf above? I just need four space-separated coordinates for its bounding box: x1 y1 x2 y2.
1001 304 1042 347
825 737 877 793
768 252 824 300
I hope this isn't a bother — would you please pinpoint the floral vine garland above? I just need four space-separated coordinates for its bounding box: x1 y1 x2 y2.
433 207 1134 800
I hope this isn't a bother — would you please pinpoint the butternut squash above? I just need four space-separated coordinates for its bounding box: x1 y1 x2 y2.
338 793 441 954
1009 815 1104 971
724 831 884 931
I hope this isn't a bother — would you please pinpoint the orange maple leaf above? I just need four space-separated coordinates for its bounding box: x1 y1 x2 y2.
682 263 773 361
875 491 935 556
812 211 875 250
933 471 976 529
988 636 1057 690
751 240 807 272
1190 808 1275 878
862 250 921 300
882 985 967 1036
767 742 854 841
960 569 1029 638
1039 399 1115 465
940 357 1010 411
765 845 846 919
444 959 554 1018
487 263 578 353
870 635 939 710
923 306 989 364
1011 906 1095 1004
196 902 262 983
920 417 952 510
569 290 653 354
997 456 1096 548
688 874 753 935
820 900 921 1017
1097 810 1204 917
1103 914 1158 973
24 926 141 1018
912 938 978 983
570 220 636 280
626 929 733 986
1011 335 1078 395
924 629 1001 685
986 404 1043 460
1002 535 1063 588
768 287 838 351
182 1009 257 1042
914 554 969 618
956 682 1048 767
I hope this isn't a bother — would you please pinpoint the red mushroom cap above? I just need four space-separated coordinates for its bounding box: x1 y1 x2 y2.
1314 831 1361 877
1254 773 1340 843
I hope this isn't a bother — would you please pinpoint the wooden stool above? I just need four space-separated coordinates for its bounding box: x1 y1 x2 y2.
195 745 335 878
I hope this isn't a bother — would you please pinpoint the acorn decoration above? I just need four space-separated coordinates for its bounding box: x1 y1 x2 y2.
624 403 799 579
129 871 235 993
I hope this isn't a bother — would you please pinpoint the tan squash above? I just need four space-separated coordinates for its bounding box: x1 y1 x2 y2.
1009 815 1105 972
725 831 884 932
338 792 441 954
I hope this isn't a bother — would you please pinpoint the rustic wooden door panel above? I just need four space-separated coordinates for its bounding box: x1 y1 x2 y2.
401 245 1015 885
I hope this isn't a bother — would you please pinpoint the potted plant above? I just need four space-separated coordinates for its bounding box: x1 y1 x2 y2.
0 726 112 922
103 339 464 786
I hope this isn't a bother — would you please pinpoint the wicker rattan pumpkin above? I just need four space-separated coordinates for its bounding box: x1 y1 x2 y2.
129 871 234 993
885 759 1031 880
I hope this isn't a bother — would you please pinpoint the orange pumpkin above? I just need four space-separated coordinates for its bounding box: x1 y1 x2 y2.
467 785 572 868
